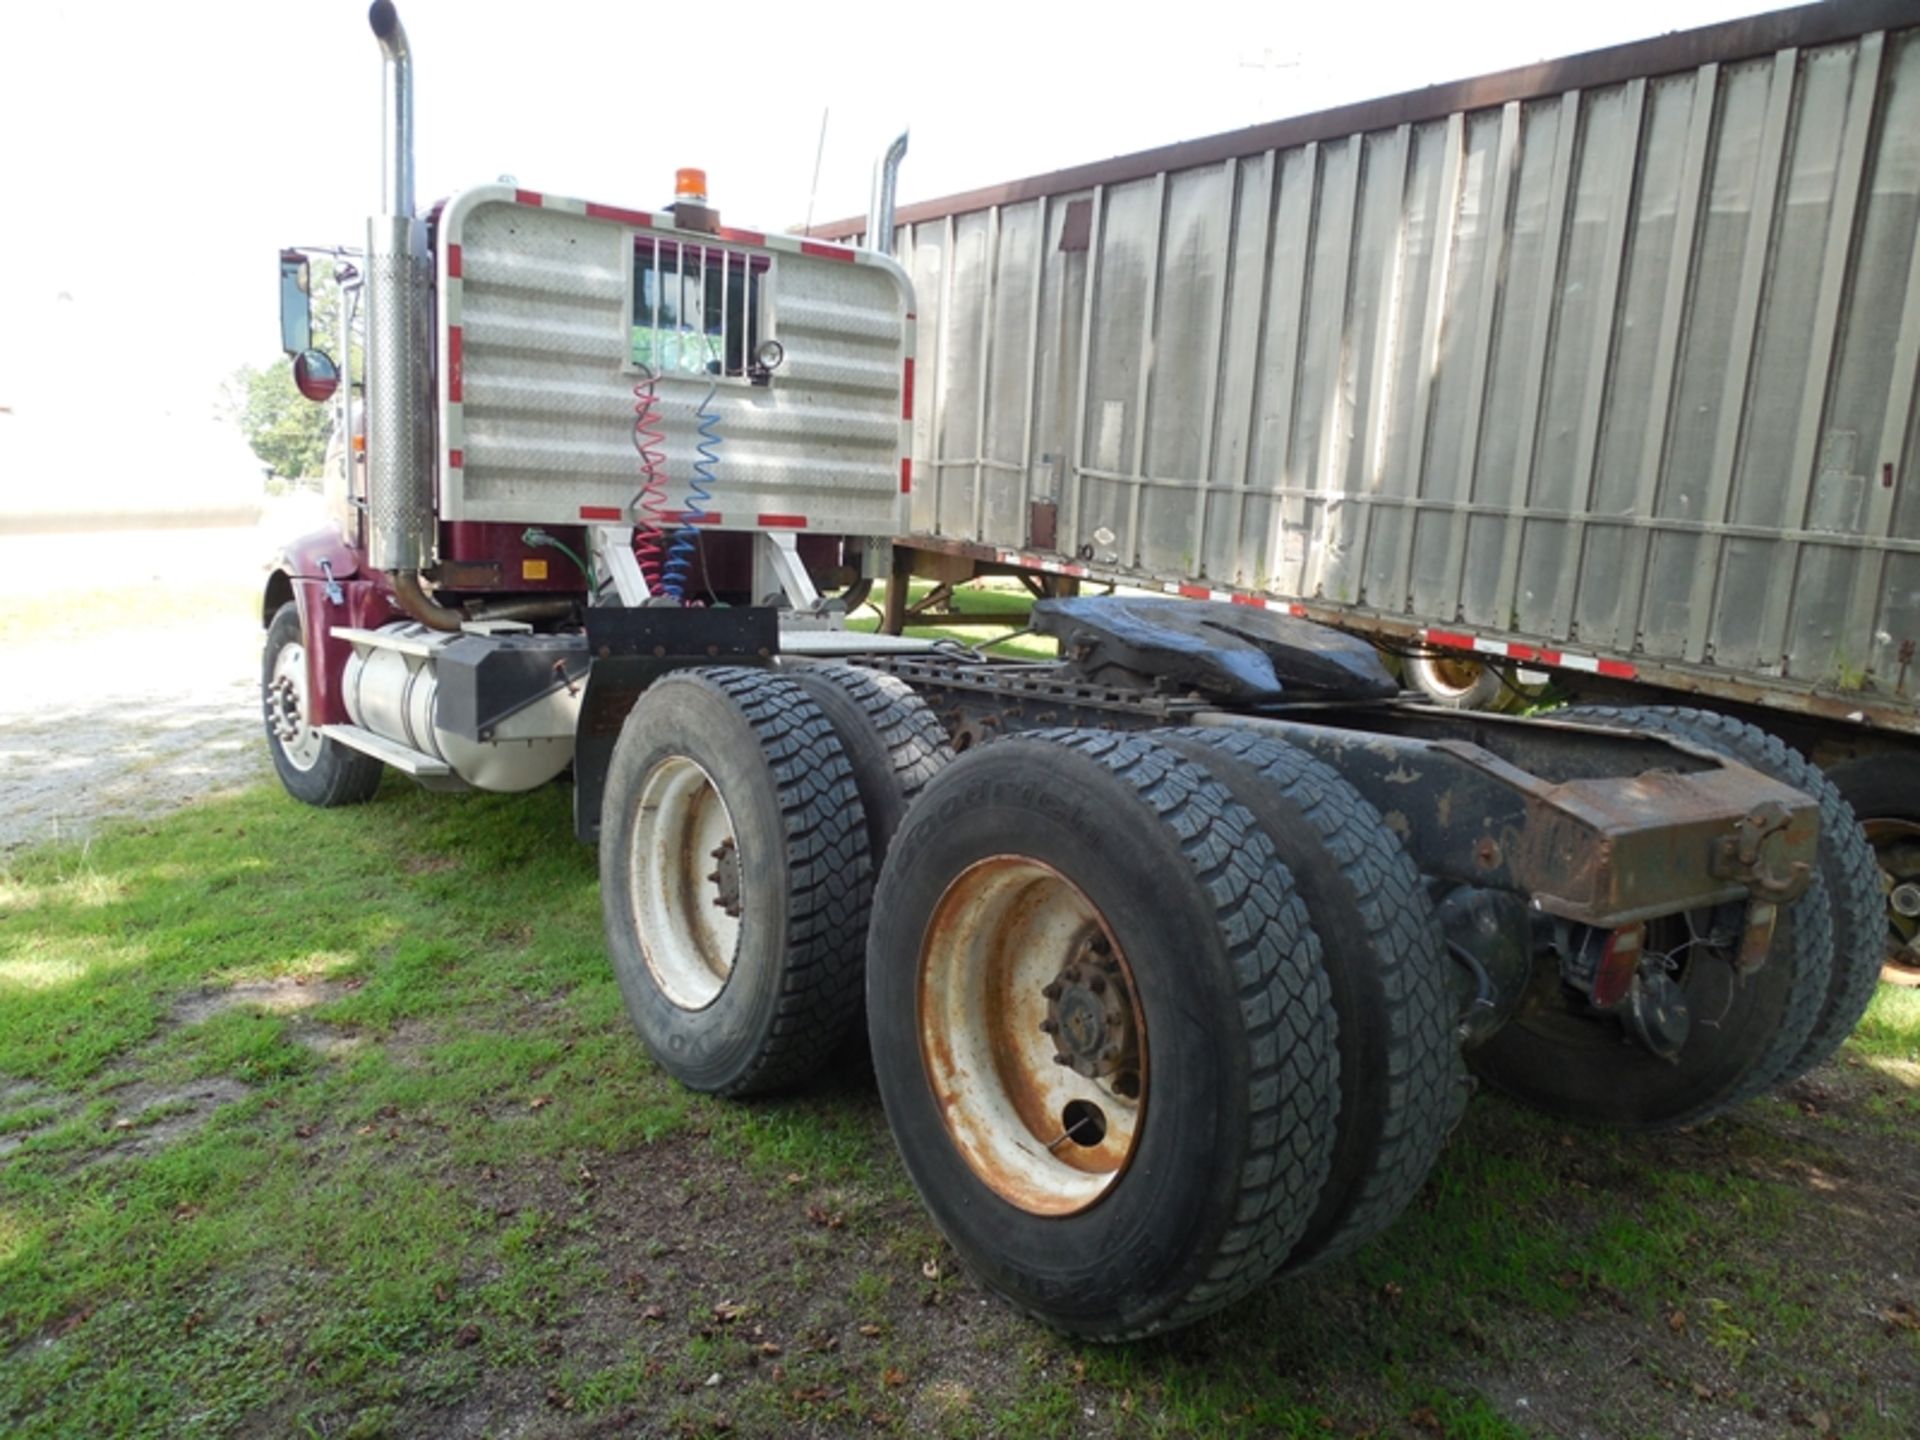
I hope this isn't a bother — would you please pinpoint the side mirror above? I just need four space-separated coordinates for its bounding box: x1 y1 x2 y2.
280 250 313 356
292 349 340 403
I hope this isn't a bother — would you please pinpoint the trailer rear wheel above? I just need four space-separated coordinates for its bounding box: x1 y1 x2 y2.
1403 651 1541 713
1157 728 1458 1273
866 730 1339 1339
1822 752 1920 985
599 668 872 1096
261 602 383 808
1564 706 1878 1082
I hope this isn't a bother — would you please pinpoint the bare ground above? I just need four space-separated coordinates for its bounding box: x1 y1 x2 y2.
0 509 308 853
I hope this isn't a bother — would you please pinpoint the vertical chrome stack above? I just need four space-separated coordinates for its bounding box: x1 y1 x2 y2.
365 1 435 577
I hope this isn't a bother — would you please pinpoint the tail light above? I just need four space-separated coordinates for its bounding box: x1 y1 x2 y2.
1589 923 1645 1008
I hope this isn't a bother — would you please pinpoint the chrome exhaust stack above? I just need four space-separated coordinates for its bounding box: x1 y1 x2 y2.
365 1 453 626
866 130 909 257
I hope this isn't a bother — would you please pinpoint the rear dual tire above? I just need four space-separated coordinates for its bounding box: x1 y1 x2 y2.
1155 728 1458 1274
598 668 873 1096
867 731 1342 1340
1564 707 1878 1083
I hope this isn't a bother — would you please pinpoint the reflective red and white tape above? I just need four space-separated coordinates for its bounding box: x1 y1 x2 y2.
1420 628 1637 679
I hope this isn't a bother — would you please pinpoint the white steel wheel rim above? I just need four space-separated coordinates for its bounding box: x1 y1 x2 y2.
268 641 324 772
1417 653 1487 700
632 756 743 1010
917 856 1147 1217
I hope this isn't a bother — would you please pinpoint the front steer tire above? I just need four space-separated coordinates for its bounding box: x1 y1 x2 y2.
261 601 383 808
599 667 873 1097
866 730 1341 1340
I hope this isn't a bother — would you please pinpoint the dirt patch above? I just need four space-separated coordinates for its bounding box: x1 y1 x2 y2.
169 976 357 1027
169 975 375 1060
95 1077 252 1157
266 1074 1031 1440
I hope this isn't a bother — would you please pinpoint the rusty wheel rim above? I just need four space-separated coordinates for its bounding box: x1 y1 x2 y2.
916 856 1147 1217
631 756 742 1010
1862 817 1920 982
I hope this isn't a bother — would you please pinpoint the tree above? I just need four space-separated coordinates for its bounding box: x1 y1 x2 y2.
223 257 347 479
224 357 331 478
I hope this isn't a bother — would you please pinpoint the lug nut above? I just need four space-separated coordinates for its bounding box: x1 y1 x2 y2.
1039 1018 1059 1034
1052 1053 1071 1066
1088 974 1106 994
1090 936 1111 955
1041 981 1063 1000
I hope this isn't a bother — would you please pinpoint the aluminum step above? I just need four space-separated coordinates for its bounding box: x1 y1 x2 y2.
320 723 452 776
330 625 439 659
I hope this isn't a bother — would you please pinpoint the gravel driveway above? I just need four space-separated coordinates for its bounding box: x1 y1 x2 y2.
0 503 324 855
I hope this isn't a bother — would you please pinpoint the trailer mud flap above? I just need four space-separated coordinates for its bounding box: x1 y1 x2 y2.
572 607 779 842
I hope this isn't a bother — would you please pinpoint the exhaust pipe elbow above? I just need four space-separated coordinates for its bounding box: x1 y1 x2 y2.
392 571 464 632
866 130 909 257
369 0 403 41
369 3 415 220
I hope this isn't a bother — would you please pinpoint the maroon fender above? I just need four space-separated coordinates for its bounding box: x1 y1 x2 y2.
267 525 404 728
273 523 362 590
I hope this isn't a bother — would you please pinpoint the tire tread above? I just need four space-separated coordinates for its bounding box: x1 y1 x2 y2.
630 667 872 1096
1161 728 1458 1273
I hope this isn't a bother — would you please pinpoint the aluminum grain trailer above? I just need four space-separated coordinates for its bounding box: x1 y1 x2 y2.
257 3 1880 1343
816 0 1920 978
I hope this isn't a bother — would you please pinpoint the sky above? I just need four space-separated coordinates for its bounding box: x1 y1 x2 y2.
0 0 1780 425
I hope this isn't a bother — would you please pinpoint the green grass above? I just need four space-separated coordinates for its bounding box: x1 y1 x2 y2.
1852 984 1920 1064
2 766 1919 1437
851 578 1060 658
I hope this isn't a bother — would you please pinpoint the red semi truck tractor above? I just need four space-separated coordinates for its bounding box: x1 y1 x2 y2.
258 2 1880 1341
